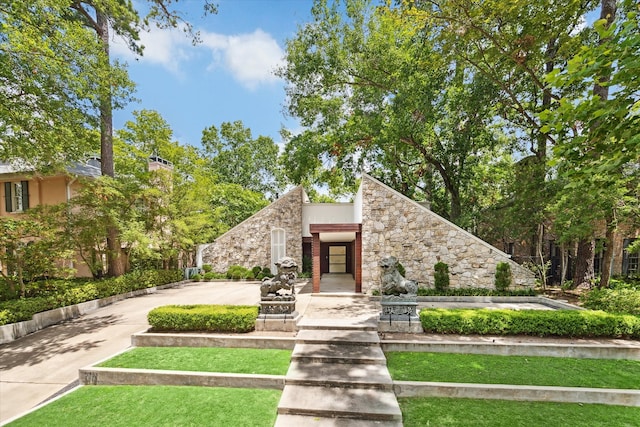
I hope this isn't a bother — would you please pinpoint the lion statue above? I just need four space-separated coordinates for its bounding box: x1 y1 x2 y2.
379 256 417 296
260 256 298 298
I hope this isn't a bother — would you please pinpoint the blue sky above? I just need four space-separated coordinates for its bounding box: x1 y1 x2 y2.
112 0 315 149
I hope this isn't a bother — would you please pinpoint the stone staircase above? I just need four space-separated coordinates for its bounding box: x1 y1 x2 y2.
275 319 402 426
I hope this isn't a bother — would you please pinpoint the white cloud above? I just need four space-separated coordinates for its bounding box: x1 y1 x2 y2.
202 29 285 90
112 26 285 90
111 25 193 77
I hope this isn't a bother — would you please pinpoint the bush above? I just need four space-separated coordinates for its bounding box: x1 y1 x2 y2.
202 264 212 273
147 304 259 333
252 266 263 277
494 262 512 292
226 265 254 280
433 262 449 291
0 269 184 326
191 274 202 281
416 287 536 297
397 262 406 278
204 272 218 281
420 308 640 338
582 288 640 316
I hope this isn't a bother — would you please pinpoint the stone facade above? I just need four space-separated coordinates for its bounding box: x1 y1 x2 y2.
360 175 535 293
200 187 304 274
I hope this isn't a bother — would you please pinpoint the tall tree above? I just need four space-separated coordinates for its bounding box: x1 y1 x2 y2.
279 0 507 225
201 120 282 196
544 0 639 287
67 0 217 276
0 0 132 167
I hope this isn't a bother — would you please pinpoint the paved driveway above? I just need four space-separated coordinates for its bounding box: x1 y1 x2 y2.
0 281 285 423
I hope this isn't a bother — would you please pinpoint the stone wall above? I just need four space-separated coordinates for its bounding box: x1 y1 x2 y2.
200 187 303 274
360 175 535 293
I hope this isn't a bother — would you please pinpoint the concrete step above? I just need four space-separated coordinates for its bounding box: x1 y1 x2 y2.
297 318 378 331
296 329 380 346
292 343 387 364
275 414 402 427
286 361 393 390
278 385 402 421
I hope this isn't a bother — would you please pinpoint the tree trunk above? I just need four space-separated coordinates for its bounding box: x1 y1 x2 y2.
574 239 595 288
574 0 617 289
96 11 124 277
560 243 568 286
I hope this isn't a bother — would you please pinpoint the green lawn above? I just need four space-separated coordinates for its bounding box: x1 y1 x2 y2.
399 397 640 427
6 386 280 427
386 351 640 389
98 347 292 375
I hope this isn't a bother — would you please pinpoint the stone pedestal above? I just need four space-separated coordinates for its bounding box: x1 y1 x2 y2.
255 300 299 332
378 295 423 333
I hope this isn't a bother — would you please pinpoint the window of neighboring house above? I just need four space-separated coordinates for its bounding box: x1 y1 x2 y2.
4 181 29 213
271 228 286 274
594 239 605 275
623 238 639 276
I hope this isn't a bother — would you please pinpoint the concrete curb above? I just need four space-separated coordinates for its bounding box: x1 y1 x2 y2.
381 340 640 360
79 366 285 390
393 381 640 406
0 280 192 344
132 332 296 350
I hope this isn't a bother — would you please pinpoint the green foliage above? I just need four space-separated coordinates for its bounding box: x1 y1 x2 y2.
191 274 202 282
494 262 512 292
0 269 183 325
225 265 255 280
147 305 259 333
416 287 536 297
202 264 213 273
582 288 640 316
201 120 283 195
252 266 263 277
396 262 406 278
302 256 312 274
433 262 450 291
0 205 75 295
420 308 640 338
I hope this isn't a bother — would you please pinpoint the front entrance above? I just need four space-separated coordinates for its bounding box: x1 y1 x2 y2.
310 223 362 293
320 243 353 275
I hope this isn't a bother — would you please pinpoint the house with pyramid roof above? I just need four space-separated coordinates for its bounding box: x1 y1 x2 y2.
198 174 535 293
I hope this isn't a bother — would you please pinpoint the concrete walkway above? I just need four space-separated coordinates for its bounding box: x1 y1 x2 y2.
3 279 640 424
0 281 303 424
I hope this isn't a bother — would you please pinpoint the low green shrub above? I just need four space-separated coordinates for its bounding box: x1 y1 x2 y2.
0 269 184 326
416 287 536 297
582 288 640 316
226 265 255 280
148 304 259 333
191 274 202 281
203 272 216 281
494 262 512 292
433 262 450 291
252 266 263 277
202 264 213 273
420 308 640 338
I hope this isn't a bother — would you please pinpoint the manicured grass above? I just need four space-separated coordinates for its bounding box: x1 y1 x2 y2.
98 347 292 375
386 352 640 389
7 385 280 427
399 397 640 427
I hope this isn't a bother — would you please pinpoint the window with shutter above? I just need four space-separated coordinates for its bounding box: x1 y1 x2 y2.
3 181 29 213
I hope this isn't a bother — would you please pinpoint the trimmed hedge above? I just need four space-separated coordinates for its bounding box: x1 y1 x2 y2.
417 287 536 297
420 308 640 339
147 305 259 333
0 269 184 326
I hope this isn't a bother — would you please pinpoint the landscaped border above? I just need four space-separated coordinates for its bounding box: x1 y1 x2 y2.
0 281 192 344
